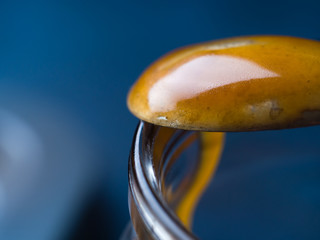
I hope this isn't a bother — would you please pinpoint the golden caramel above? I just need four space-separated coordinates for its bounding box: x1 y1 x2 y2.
176 132 224 228
128 36 320 131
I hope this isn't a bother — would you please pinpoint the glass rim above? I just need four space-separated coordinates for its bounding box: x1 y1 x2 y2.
128 121 198 240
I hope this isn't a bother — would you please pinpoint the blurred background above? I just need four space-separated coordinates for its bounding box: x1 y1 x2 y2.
0 0 319 239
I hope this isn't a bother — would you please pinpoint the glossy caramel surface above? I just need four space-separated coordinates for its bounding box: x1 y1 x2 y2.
128 36 320 131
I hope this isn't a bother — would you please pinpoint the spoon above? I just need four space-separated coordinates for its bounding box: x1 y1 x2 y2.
128 35 320 132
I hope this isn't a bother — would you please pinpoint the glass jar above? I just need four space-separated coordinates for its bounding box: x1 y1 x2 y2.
121 121 208 240
121 121 320 240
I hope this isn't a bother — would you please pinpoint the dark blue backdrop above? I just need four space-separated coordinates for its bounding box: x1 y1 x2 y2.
0 0 319 239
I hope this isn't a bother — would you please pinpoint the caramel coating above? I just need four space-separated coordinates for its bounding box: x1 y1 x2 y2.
128 36 320 131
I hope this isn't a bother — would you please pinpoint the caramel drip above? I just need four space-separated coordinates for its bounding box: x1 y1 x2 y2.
176 132 224 228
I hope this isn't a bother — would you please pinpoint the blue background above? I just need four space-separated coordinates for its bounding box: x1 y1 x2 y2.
0 0 319 239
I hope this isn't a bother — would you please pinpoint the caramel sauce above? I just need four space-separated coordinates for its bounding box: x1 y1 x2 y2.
127 36 320 230
176 132 224 228
128 36 320 131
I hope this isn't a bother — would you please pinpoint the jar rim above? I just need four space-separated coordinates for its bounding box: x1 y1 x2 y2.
128 121 197 240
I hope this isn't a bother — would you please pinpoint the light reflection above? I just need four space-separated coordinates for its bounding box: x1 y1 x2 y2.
204 39 254 51
0 110 43 164
0 109 43 222
148 55 279 112
0 183 5 222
